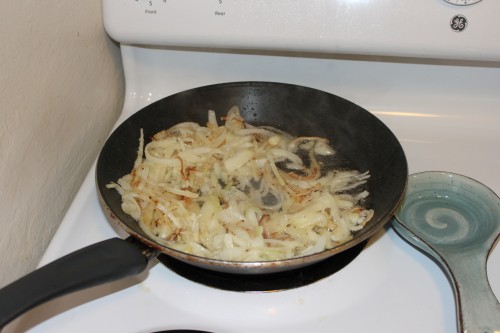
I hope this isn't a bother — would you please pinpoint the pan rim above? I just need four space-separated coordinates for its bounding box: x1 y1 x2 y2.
96 81 408 273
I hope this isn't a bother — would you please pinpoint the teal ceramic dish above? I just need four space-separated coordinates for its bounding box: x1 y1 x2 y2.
392 171 500 333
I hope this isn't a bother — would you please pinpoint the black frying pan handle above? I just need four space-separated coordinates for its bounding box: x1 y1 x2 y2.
0 237 157 328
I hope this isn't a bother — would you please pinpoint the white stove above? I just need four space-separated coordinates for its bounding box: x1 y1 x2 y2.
5 1 500 332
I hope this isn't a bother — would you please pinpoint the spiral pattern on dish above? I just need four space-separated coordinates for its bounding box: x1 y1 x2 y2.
396 172 500 251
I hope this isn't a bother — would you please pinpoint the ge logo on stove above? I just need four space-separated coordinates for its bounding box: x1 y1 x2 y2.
450 14 468 32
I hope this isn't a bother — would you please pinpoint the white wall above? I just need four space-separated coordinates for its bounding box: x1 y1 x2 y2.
0 1 124 287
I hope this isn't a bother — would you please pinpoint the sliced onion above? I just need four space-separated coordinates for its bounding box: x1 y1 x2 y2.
109 107 373 262
224 149 254 172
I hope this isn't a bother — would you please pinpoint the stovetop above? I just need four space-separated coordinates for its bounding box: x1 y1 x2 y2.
4 50 500 333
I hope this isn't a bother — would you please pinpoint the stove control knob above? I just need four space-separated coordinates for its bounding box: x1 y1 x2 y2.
442 0 483 5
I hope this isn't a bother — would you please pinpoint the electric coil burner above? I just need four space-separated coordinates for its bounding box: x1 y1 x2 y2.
158 242 367 292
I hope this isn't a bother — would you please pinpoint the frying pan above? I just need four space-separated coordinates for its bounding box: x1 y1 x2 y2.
0 82 407 327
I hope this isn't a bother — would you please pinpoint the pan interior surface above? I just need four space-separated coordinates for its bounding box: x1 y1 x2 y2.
96 81 407 274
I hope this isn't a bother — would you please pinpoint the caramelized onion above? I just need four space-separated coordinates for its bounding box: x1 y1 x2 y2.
107 107 373 261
